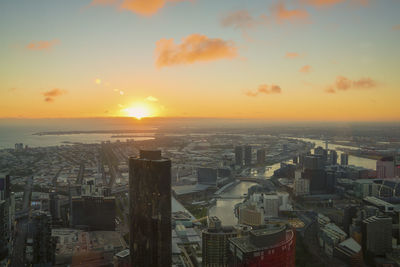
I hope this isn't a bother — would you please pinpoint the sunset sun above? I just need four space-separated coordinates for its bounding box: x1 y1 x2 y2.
123 104 152 119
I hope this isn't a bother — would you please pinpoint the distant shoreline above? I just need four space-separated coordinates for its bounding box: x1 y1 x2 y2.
33 130 156 136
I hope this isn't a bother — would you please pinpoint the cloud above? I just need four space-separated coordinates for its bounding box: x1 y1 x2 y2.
42 89 67 103
272 3 310 23
285 52 300 59
299 65 312 73
352 77 377 89
220 10 260 30
155 34 237 67
90 0 188 16
325 87 336 94
325 76 378 93
246 84 282 97
302 0 345 6
146 96 158 102
302 0 368 7
335 76 352 90
26 39 60 51
393 25 400 31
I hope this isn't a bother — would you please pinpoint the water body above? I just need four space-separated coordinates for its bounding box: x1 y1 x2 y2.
0 126 155 149
295 137 376 170
208 182 257 226
209 138 377 226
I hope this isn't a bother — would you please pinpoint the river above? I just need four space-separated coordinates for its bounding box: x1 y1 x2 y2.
295 137 376 170
209 137 377 226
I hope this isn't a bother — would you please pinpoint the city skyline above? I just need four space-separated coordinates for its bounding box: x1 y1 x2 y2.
1 0 400 121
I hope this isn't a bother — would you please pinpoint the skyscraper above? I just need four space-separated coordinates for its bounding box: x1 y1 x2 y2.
244 145 252 166
202 216 238 267
256 149 266 165
28 211 55 265
235 146 243 166
341 153 349 165
129 150 171 267
0 201 7 263
330 150 338 165
362 215 392 256
376 156 395 179
0 175 11 264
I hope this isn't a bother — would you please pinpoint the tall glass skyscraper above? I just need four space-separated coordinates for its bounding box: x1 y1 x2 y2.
129 150 171 266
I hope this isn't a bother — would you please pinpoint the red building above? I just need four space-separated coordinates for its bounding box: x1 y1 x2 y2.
229 224 296 267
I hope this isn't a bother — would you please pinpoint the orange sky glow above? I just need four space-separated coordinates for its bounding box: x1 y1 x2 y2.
1 0 399 121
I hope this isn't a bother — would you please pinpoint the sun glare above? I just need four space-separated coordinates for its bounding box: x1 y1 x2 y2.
123 104 152 119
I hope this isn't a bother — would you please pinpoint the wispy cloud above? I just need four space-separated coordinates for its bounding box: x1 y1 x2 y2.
90 0 188 16
302 0 368 7
325 76 378 93
42 89 67 102
245 84 282 97
302 0 345 7
299 65 312 73
272 3 310 24
352 77 377 89
26 39 60 51
221 10 266 31
285 52 300 59
221 3 310 36
155 34 237 67
325 87 336 94
393 24 400 31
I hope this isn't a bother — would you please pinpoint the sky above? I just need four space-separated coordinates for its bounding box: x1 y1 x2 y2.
0 0 399 121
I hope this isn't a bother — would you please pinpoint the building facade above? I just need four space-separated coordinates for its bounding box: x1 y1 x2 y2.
229 224 296 267
256 149 265 165
235 146 243 166
202 217 238 267
362 215 392 256
129 150 172 267
244 146 252 166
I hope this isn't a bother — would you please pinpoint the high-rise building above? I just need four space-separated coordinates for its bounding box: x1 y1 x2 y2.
27 211 55 265
377 156 395 179
229 224 296 267
129 150 171 267
256 149 266 165
202 216 237 267
362 215 392 256
244 145 252 166
50 192 61 226
0 201 8 263
341 153 349 165
304 155 324 170
303 169 326 195
314 146 328 163
330 150 338 165
294 178 310 196
235 146 243 166
0 175 11 264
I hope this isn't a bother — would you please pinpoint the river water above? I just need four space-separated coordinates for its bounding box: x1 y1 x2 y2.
296 138 376 170
209 137 377 226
